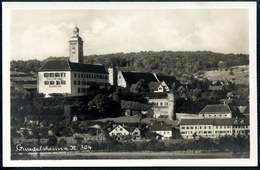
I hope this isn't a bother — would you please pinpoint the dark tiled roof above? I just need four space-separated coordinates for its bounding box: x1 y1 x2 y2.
199 104 231 114
121 72 157 85
149 124 172 131
179 118 249 126
38 60 108 74
180 119 215 125
148 81 161 90
157 75 177 85
141 92 168 99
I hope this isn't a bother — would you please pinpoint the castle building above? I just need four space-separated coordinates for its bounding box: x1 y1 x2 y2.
37 26 108 97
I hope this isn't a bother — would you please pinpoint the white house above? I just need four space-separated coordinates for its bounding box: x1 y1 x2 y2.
149 124 173 139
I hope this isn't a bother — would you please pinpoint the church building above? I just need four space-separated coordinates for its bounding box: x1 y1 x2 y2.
37 26 109 97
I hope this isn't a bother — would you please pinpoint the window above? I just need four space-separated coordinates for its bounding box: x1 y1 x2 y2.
44 81 49 85
187 127 189 129
200 126 202 129
78 88 80 93
181 127 185 129
55 73 60 77
78 81 80 85
195 127 197 129
94 74 96 79
56 81 60 85
160 102 163 106
120 128 123 131
61 73 66 77
164 102 168 106
191 127 193 129
50 73 54 77
72 52 75 54
208 131 211 134
44 73 49 77
209 126 211 129
81 74 83 78
74 81 76 85
78 73 80 77
216 126 218 129
74 73 77 77
204 126 206 129
61 81 66 85
50 81 54 85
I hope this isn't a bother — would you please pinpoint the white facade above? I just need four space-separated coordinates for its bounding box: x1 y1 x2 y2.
117 71 127 88
109 125 130 136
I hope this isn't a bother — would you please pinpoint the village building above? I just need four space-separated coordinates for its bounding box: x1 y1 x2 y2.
149 124 173 139
198 104 232 118
179 118 249 139
37 26 108 97
109 124 141 140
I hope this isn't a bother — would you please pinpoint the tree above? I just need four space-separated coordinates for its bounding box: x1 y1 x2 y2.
47 135 58 146
130 79 149 93
58 138 67 148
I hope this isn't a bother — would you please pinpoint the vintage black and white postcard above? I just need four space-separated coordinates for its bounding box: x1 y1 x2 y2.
2 2 257 167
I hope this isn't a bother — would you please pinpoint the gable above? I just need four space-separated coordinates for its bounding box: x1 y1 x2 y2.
121 72 158 85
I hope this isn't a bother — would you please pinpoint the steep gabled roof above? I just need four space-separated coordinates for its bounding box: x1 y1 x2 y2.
199 104 232 114
38 59 108 74
121 72 157 85
148 81 162 90
157 75 177 85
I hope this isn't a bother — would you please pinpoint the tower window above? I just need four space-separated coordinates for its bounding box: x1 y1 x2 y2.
50 73 54 77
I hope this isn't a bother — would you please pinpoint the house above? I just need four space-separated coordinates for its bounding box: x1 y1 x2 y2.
109 124 141 139
149 124 173 139
198 104 232 118
144 92 174 120
117 71 177 90
149 81 170 92
179 118 249 139
109 125 130 137
117 71 158 88
37 26 108 97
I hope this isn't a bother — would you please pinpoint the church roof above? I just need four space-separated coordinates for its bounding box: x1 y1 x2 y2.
148 81 162 90
121 71 158 85
38 59 108 74
199 104 232 114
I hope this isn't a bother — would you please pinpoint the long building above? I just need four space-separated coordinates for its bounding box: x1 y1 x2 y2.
179 118 249 139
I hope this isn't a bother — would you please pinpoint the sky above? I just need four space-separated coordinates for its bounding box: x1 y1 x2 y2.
9 6 249 61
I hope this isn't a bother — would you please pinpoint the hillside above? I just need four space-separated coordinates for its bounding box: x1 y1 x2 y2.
203 65 249 85
11 50 249 85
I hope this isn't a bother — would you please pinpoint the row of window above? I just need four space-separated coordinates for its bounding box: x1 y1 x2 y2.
44 73 66 78
44 80 66 85
181 125 248 130
73 81 108 86
151 102 168 106
202 114 229 117
215 131 232 134
181 126 212 130
74 73 108 79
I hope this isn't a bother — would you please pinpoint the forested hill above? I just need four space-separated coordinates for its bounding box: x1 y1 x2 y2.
11 51 248 79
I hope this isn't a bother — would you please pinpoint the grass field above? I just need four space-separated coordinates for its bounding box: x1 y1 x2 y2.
203 65 249 85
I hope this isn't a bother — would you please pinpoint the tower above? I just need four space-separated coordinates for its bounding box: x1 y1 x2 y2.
108 63 117 86
69 26 84 63
167 92 175 120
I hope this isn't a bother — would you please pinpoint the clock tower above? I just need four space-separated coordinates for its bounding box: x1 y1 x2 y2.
69 26 84 63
